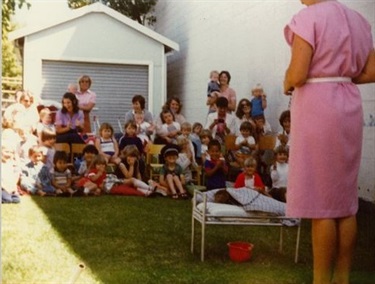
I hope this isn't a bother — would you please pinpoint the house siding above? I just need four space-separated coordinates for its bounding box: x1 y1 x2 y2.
154 0 375 202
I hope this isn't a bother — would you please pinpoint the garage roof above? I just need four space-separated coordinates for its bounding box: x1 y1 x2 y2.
9 2 179 53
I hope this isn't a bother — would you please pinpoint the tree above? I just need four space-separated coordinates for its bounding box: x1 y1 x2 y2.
67 0 157 26
2 0 31 77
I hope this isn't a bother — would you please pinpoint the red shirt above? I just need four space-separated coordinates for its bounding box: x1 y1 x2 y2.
234 172 264 189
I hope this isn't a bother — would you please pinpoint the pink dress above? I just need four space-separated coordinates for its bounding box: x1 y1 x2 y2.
284 1 373 218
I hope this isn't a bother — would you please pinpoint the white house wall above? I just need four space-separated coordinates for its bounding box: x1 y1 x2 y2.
23 12 166 115
154 0 375 202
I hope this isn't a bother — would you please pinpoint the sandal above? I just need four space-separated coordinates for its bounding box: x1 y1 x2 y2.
172 193 179 199
179 192 189 199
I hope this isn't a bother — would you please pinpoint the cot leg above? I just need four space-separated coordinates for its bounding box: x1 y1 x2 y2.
279 226 283 253
201 221 206 261
294 220 302 263
191 215 195 254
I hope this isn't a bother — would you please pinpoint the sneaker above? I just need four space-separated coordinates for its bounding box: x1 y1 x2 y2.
155 188 168 196
83 188 90 195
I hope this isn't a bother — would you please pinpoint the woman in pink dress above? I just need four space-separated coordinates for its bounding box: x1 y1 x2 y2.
76 75 96 133
283 1 374 283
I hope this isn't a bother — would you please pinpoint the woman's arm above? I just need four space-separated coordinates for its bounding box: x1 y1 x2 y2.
353 49 375 84
284 34 313 94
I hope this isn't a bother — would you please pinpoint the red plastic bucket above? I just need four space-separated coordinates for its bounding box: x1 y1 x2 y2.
227 242 254 262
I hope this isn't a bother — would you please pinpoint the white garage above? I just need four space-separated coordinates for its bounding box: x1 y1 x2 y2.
9 2 179 132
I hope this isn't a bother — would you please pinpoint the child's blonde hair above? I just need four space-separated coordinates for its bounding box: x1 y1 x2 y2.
176 135 189 147
120 145 140 159
39 108 51 121
244 157 257 168
199 129 212 140
252 83 264 92
180 122 192 132
209 70 219 78
90 154 107 169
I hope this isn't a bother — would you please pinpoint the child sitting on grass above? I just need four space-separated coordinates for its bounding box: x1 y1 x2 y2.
204 139 228 190
20 145 45 195
1 144 21 203
51 151 75 197
76 154 107 196
159 145 188 199
113 145 167 197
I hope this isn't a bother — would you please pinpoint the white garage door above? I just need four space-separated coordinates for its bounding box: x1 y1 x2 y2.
41 60 149 133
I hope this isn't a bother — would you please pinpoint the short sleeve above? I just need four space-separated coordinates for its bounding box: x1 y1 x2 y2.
284 8 316 50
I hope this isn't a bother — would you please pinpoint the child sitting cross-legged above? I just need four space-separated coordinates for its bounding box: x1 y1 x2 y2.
51 151 75 197
20 145 45 195
76 154 107 196
159 145 189 199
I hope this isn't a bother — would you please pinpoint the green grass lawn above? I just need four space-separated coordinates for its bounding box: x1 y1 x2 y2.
1 195 374 284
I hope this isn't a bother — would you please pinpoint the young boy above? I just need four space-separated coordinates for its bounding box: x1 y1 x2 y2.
159 145 188 199
204 139 228 190
40 128 57 171
250 83 267 118
207 70 220 96
20 145 45 195
269 145 289 202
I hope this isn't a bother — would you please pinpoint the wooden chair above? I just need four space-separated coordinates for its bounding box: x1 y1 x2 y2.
54 143 71 154
258 135 277 151
191 166 203 186
146 144 165 181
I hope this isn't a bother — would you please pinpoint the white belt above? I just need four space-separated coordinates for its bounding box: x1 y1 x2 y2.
306 77 352 83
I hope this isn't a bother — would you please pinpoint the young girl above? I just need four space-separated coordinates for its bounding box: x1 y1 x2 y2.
269 145 289 202
51 151 75 196
77 154 107 196
159 145 188 199
234 121 258 168
95 123 121 165
114 145 167 196
176 136 194 183
234 157 271 197
118 120 145 155
155 109 181 144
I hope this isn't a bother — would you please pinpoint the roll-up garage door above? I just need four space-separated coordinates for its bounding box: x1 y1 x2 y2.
41 60 149 133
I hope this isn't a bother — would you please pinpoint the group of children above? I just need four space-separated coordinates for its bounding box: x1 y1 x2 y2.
2 75 291 203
